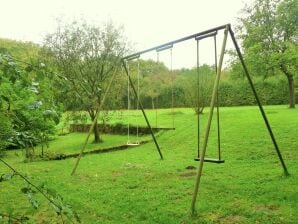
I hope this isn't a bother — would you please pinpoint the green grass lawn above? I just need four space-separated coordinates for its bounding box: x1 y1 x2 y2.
0 106 297 223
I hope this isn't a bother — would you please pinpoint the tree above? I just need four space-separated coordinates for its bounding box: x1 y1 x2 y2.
44 21 127 142
237 0 298 108
0 50 58 158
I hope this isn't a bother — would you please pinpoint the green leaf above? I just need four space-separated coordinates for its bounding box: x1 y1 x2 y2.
43 110 60 124
21 186 39 209
51 203 62 215
27 192 39 209
62 204 81 223
0 173 15 182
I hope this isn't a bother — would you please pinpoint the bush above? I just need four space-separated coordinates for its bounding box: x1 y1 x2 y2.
218 76 288 106
0 112 13 156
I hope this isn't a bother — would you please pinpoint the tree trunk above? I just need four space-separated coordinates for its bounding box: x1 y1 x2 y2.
93 119 101 143
287 75 295 109
280 64 295 108
89 110 101 143
151 97 155 110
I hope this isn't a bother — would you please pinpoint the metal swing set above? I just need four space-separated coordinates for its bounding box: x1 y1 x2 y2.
122 24 289 214
71 24 289 214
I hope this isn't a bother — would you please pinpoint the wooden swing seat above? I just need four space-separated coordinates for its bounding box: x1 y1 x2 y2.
126 142 140 146
194 157 225 163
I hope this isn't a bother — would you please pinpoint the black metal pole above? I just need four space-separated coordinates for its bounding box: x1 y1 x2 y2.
228 27 289 176
122 59 164 160
170 48 175 129
196 40 200 158
214 35 221 160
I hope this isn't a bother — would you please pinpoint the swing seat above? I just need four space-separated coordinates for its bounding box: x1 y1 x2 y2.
126 141 140 146
194 157 225 163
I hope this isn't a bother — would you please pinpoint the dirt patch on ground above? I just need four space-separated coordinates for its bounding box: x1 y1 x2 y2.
111 170 121 177
79 174 92 181
180 172 196 177
185 165 196 170
219 215 247 224
254 204 279 212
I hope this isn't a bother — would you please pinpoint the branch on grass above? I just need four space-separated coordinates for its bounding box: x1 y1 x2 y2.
0 158 80 223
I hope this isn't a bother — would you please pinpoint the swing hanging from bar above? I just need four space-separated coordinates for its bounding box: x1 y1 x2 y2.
155 44 176 130
125 49 176 146
126 57 141 146
194 31 224 164
126 45 176 137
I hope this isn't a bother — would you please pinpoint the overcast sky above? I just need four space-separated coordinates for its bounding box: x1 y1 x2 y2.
0 0 253 68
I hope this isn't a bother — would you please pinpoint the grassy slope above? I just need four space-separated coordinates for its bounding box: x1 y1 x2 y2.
0 106 297 223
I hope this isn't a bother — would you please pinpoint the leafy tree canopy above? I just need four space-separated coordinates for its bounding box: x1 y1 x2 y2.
234 0 298 107
44 20 128 142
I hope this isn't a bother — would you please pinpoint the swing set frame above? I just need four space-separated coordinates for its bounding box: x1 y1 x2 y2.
122 23 289 214
71 23 289 214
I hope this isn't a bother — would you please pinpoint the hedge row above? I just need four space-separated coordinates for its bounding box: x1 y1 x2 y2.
141 76 293 108
217 77 290 106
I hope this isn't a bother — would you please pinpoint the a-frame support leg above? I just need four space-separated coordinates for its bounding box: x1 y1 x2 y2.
228 27 289 176
191 25 229 215
122 59 164 160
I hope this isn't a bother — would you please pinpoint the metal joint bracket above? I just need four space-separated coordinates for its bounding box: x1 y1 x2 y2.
195 31 217 41
125 54 140 61
156 44 173 52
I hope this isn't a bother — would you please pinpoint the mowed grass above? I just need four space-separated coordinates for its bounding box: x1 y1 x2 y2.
0 105 297 223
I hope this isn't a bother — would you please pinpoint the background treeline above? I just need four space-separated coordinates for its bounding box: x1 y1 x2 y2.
0 38 295 112
125 61 293 109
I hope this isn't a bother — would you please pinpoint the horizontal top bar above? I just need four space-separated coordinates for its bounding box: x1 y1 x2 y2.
195 31 217 41
123 24 230 60
156 44 173 52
